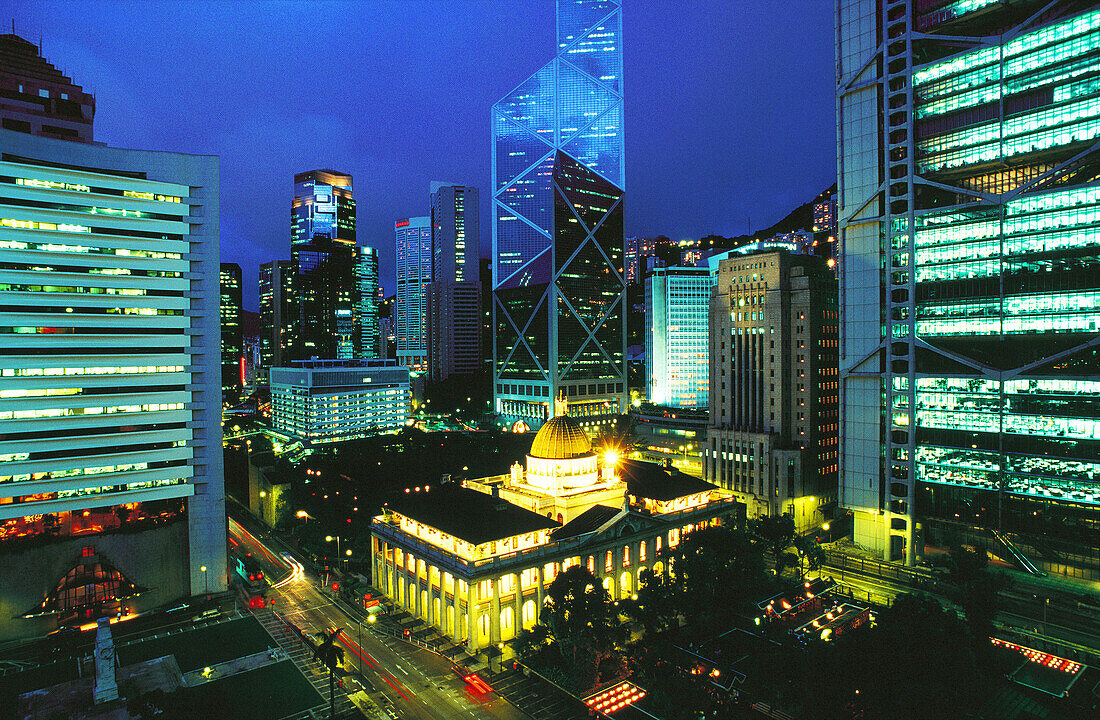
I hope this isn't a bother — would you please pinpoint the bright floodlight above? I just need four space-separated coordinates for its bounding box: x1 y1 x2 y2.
604 450 619 466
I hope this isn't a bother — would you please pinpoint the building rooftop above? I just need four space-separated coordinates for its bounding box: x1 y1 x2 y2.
552 504 622 540
529 414 594 460
386 483 560 545
620 459 716 502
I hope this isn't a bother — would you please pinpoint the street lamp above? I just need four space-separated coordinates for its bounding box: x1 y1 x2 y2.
200 565 208 595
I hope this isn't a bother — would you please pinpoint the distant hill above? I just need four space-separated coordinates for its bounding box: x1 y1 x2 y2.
699 182 834 251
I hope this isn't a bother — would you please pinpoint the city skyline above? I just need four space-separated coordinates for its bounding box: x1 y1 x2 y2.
6 0 834 310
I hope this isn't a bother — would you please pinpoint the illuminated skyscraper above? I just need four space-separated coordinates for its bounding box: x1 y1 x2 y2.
428 183 481 382
395 216 431 370
259 259 292 374
645 265 708 408
288 170 358 361
356 246 379 359
492 0 626 429
839 2 1100 573
0 129 226 639
220 262 243 393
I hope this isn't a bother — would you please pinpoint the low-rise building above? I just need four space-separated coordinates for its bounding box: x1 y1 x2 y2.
270 359 410 445
370 400 740 651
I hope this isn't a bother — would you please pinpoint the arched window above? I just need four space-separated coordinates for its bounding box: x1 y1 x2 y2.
622 546 630 567
639 541 647 562
605 550 613 573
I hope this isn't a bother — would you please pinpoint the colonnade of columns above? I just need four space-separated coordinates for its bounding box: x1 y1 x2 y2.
372 523 714 651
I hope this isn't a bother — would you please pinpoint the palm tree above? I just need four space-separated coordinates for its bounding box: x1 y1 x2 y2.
313 627 345 719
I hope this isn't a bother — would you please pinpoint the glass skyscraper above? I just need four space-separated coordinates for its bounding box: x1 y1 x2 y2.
288 170 358 361
220 262 242 394
356 246 379 359
492 0 626 428
839 1 1100 576
395 216 431 370
645 265 709 408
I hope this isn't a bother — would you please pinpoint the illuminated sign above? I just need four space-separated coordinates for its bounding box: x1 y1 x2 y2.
395 220 410 229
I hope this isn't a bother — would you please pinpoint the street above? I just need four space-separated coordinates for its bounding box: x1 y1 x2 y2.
229 516 529 720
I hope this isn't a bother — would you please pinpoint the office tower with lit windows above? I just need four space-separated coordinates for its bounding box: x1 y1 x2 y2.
704 250 838 534
0 33 95 142
644 264 709 408
219 262 242 394
395 216 431 370
288 169 358 361
356 246 379 359
839 1 1100 574
0 129 226 640
492 0 626 430
270 359 410 445
258 259 292 376
427 183 481 382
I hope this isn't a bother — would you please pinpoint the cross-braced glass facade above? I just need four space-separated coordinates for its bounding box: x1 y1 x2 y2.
492 0 626 427
839 0 1100 574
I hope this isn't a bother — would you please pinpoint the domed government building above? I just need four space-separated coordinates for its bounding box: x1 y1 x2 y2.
369 399 742 652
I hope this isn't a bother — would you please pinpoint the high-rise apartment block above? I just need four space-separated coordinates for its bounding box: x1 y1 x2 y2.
220 262 243 393
704 250 838 534
645 265 709 408
0 34 94 142
289 170 358 361
492 0 626 430
838 1 1100 574
357 246 379 359
395 216 431 371
427 183 481 382
259 259 292 375
0 129 226 639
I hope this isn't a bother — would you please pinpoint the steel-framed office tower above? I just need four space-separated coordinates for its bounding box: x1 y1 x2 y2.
492 0 627 430
839 0 1100 576
0 129 225 639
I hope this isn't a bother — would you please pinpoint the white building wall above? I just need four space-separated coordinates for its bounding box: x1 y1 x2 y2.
0 129 226 595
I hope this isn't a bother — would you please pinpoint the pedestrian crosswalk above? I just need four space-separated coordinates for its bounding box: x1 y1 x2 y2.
254 608 360 720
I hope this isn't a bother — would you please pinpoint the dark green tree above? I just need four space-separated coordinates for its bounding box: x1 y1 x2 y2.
751 514 797 576
668 525 767 621
539 565 629 691
792 535 826 580
313 628 345 719
623 567 679 635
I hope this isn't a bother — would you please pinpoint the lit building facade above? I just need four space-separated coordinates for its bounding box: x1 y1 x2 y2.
644 265 709 408
396 216 431 371
492 0 627 429
839 1 1100 574
220 262 242 394
259 259 292 377
0 34 95 142
356 246 379 359
0 129 226 639
270 359 410 445
370 403 739 651
428 183 481 382
289 170 358 362
705 250 838 534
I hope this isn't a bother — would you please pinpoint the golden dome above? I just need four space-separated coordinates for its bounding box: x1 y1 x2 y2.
529 415 594 460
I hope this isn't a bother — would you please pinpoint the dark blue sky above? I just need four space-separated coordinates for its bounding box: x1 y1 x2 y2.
10 0 835 310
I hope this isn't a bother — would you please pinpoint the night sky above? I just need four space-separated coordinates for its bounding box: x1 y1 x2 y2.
9 1 835 311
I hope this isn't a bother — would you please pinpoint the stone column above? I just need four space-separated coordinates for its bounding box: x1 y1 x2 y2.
466 582 477 652
513 570 523 639
489 576 501 646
